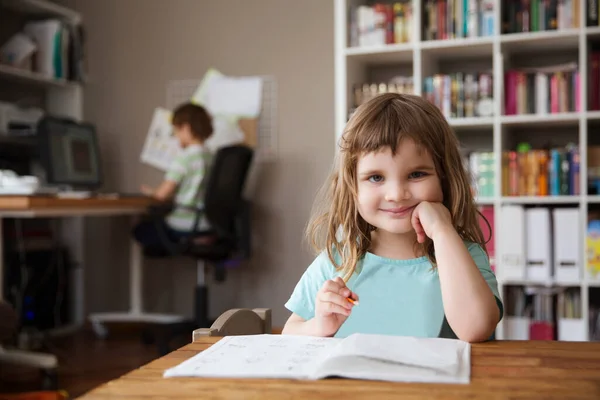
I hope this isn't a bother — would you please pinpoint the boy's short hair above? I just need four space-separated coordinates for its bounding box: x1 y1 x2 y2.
171 102 213 141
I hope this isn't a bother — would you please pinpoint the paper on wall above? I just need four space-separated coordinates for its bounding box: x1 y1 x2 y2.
191 68 224 108
205 75 263 118
140 107 181 172
192 68 263 118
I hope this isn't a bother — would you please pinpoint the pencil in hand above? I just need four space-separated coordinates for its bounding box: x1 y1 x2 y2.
346 297 359 306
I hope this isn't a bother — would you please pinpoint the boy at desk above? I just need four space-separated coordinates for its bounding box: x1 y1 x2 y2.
133 102 214 247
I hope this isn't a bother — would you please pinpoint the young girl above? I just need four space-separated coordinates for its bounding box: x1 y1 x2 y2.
283 93 502 343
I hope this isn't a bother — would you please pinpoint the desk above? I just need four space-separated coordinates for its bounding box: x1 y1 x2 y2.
0 195 185 336
81 337 600 399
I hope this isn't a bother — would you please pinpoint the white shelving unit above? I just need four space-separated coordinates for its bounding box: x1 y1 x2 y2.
0 0 83 120
334 0 600 341
0 0 81 23
0 0 85 329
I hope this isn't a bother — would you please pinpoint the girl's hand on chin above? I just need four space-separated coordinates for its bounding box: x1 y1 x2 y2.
410 201 453 243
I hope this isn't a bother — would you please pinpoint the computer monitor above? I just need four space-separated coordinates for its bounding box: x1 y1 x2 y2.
37 116 102 189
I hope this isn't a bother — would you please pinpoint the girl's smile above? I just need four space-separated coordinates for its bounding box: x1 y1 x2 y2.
380 205 416 218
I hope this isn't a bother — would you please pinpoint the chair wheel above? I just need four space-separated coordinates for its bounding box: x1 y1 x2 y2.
41 368 58 390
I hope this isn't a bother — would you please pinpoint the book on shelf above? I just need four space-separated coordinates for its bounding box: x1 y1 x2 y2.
588 218 600 281
588 0 599 27
422 0 495 40
589 304 600 341
503 0 580 33
467 151 495 198
504 286 587 341
501 143 580 196
423 72 493 119
0 18 85 82
349 76 414 118
503 286 556 340
504 63 580 116
588 146 600 194
558 288 582 319
588 49 600 110
349 2 413 48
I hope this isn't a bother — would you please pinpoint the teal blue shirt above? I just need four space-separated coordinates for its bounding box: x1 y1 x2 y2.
285 242 503 339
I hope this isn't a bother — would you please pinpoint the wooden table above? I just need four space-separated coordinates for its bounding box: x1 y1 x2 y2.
0 195 154 216
81 337 600 399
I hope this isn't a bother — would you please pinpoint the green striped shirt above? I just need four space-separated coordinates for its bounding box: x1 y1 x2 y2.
165 144 213 232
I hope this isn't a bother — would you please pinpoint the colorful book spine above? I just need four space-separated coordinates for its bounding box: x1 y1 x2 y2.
502 146 579 196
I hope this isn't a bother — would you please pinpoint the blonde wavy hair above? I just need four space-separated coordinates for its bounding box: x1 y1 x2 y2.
307 93 489 282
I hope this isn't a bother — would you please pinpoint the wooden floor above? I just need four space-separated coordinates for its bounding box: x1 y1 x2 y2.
0 328 162 398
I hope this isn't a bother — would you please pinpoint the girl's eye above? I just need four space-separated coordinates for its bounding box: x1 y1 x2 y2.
368 175 383 183
409 171 427 179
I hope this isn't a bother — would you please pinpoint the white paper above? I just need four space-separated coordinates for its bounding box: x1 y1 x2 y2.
140 107 181 172
191 68 224 107
163 335 341 379
205 76 263 118
163 333 471 384
310 333 470 384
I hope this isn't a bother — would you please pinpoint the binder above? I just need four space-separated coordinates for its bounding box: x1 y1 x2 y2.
557 289 586 341
557 319 587 341
525 208 552 282
529 291 555 340
553 208 581 283
505 316 530 340
499 205 526 280
503 286 530 340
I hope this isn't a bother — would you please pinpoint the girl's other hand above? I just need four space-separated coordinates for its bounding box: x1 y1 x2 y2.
411 201 453 243
314 277 358 337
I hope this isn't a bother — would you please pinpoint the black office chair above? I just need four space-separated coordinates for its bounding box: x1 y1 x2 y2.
143 144 254 354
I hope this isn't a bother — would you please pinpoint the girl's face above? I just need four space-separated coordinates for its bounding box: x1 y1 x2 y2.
356 138 443 236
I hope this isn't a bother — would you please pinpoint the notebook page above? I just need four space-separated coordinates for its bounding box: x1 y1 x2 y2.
311 333 470 384
163 334 342 379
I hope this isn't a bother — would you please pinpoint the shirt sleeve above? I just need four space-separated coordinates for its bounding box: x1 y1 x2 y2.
284 252 335 321
467 242 504 321
165 153 188 183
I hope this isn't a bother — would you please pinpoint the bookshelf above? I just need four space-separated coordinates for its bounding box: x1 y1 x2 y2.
0 63 80 88
0 0 83 119
0 0 81 23
334 0 600 341
0 0 85 331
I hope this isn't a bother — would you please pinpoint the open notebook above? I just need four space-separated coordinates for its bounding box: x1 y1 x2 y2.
163 333 471 384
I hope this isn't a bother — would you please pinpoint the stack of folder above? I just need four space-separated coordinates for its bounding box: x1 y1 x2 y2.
499 206 580 284
503 286 586 341
500 206 587 341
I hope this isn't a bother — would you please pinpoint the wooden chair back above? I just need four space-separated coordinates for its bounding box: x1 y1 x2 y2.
192 308 272 342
